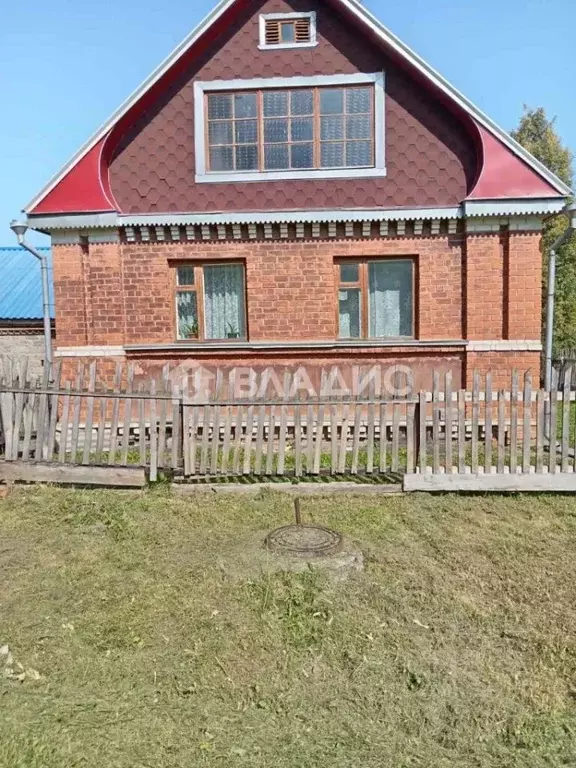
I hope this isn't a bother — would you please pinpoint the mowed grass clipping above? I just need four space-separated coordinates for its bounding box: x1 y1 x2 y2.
1 487 576 767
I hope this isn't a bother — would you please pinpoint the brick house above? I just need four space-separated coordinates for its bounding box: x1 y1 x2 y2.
23 0 571 389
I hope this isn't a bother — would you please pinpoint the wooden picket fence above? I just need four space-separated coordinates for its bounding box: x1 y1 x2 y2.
1 359 576 487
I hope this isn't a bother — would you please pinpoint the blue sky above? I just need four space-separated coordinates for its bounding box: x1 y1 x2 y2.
1 0 574 245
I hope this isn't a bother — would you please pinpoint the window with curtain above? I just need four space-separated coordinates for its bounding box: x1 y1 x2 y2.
175 263 246 341
337 259 413 339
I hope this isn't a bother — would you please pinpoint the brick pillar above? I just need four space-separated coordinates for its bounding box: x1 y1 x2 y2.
464 221 543 387
86 240 125 346
507 232 542 340
52 243 88 347
465 231 505 340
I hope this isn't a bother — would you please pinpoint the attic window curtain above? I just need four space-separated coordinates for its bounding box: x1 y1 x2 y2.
203 264 246 340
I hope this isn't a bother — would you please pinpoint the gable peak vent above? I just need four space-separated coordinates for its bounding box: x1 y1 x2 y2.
260 12 317 49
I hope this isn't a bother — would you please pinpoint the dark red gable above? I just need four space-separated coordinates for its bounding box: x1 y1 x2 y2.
28 0 564 216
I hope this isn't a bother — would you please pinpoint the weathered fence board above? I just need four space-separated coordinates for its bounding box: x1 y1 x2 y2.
0 460 146 488
2 363 576 489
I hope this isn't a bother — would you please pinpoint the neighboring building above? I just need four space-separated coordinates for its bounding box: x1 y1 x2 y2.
21 0 571 389
0 247 53 378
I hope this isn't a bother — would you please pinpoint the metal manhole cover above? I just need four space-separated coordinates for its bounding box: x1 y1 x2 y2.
265 525 343 559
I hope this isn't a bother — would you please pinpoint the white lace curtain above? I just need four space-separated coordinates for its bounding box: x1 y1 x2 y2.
204 264 245 340
369 261 412 338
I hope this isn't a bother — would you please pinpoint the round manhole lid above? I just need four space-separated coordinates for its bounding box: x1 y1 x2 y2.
265 525 343 559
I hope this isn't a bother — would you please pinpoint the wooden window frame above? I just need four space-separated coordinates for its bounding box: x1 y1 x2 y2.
194 73 386 184
335 257 416 341
264 19 311 46
259 12 317 50
173 262 247 343
205 84 375 174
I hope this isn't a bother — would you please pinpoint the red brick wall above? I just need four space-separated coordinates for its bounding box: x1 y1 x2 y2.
465 233 505 340
54 235 465 346
507 232 542 340
53 227 543 386
52 243 88 347
465 352 541 389
59 351 465 394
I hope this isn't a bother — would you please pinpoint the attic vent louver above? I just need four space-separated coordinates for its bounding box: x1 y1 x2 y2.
260 12 317 49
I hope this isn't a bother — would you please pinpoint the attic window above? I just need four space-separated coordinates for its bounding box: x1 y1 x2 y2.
259 13 317 50
194 72 386 183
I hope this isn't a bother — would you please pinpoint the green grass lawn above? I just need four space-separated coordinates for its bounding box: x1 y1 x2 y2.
2 487 576 767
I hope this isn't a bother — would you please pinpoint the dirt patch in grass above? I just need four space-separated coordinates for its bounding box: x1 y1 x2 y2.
1 487 576 767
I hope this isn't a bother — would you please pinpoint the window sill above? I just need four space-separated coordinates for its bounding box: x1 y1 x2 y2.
125 339 468 353
258 42 318 50
195 167 387 184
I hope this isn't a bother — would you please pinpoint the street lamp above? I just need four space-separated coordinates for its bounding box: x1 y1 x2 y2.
9 220 53 368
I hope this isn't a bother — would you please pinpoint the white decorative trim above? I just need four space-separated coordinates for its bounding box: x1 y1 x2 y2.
258 12 318 50
30 206 462 231
41 212 464 243
466 215 543 233
51 231 81 245
466 217 505 233
465 198 566 217
191 167 388 183
54 340 541 357
31 212 119 231
193 72 386 183
88 229 120 244
55 346 126 358
123 207 461 227
508 216 544 232
467 341 543 352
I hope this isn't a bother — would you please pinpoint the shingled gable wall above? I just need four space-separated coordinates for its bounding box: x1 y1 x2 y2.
52 223 542 390
107 0 478 215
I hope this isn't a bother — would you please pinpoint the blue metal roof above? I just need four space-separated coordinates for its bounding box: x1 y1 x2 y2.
0 247 54 321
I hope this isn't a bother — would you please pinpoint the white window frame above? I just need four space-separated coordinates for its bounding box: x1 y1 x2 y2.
194 72 386 184
258 12 318 50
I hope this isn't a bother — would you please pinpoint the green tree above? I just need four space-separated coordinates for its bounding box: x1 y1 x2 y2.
511 107 576 357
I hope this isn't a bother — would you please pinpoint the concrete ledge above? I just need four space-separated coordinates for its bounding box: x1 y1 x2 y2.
467 340 542 352
404 473 576 493
173 482 403 495
0 461 146 488
55 346 126 358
